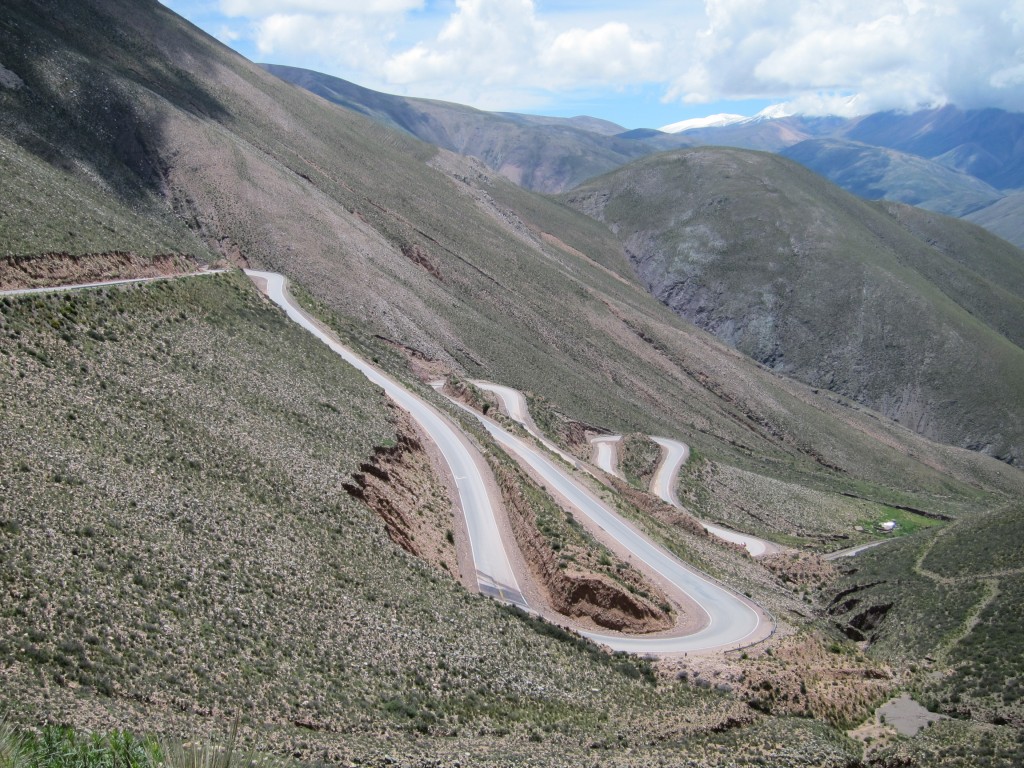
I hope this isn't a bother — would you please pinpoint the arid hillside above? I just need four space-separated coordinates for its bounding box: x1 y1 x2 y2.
3 1 1024 766
562 148 1024 466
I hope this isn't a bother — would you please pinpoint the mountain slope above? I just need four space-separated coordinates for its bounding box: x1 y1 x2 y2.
781 139 1004 217
266 64 1024 252
261 63 693 192
965 192 1024 250
842 106 1024 190
561 148 1024 465
3 0 1021 558
4 0 1024 762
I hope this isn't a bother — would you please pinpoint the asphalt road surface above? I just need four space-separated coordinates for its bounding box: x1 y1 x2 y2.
246 270 528 608
455 406 767 654
589 435 622 477
0 270 225 296
651 437 771 557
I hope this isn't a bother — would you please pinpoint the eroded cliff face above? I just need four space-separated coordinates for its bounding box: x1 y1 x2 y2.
343 410 460 576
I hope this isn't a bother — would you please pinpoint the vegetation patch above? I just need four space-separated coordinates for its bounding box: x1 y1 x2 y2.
620 434 662 490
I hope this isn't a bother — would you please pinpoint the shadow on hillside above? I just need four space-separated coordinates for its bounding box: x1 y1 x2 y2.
0 0 231 206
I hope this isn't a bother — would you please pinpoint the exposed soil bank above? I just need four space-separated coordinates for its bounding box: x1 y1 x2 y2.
343 409 460 576
609 477 716 541
492 462 673 634
0 252 203 290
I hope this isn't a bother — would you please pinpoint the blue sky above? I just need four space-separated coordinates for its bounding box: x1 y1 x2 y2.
161 1 1023 129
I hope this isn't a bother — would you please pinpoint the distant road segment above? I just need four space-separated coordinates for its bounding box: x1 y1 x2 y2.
472 380 581 469
650 437 772 557
0 269 226 296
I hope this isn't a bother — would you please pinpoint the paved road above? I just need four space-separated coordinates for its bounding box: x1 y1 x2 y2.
650 437 691 505
453 404 767 654
474 385 775 559
12 268 769 653
650 437 772 557
472 380 581 469
589 435 622 477
245 271 528 609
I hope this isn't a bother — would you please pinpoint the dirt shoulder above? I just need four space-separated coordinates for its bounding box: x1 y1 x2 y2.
0 252 207 291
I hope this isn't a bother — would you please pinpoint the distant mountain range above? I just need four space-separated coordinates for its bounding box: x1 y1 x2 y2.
261 63 693 193
652 104 1024 244
266 64 1024 247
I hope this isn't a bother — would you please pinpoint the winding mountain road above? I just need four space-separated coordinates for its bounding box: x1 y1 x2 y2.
245 270 528 608
478 386 774 558
823 540 889 560
471 380 581 469
0 269 226 296
246 271 769 654
451 403 768 653
13 268 771 654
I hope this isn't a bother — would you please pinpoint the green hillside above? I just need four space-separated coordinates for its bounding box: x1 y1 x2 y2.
827 500 1024 762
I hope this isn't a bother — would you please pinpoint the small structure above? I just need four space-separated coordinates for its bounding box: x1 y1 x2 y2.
879 521 897 533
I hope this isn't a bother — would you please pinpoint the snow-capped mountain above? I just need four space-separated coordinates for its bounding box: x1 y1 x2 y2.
659 103 794 134
658 113 746 133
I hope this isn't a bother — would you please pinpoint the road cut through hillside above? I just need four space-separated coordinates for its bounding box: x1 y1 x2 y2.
4 268 772 655
478 383 775 558
243 270 771 654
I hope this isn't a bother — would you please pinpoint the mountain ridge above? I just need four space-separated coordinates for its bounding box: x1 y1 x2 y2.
263 63 1024 245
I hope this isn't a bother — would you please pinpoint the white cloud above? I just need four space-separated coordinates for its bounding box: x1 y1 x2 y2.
216 24 241 42
380 0 663 103
385 0 542 86
541 23 661 85
665 0 1024 114
172 0 1024 117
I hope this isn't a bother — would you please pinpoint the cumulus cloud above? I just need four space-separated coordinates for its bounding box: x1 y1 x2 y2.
541 22 661 85
385 0 543 87
666 0 1024 114
382 0 661 99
